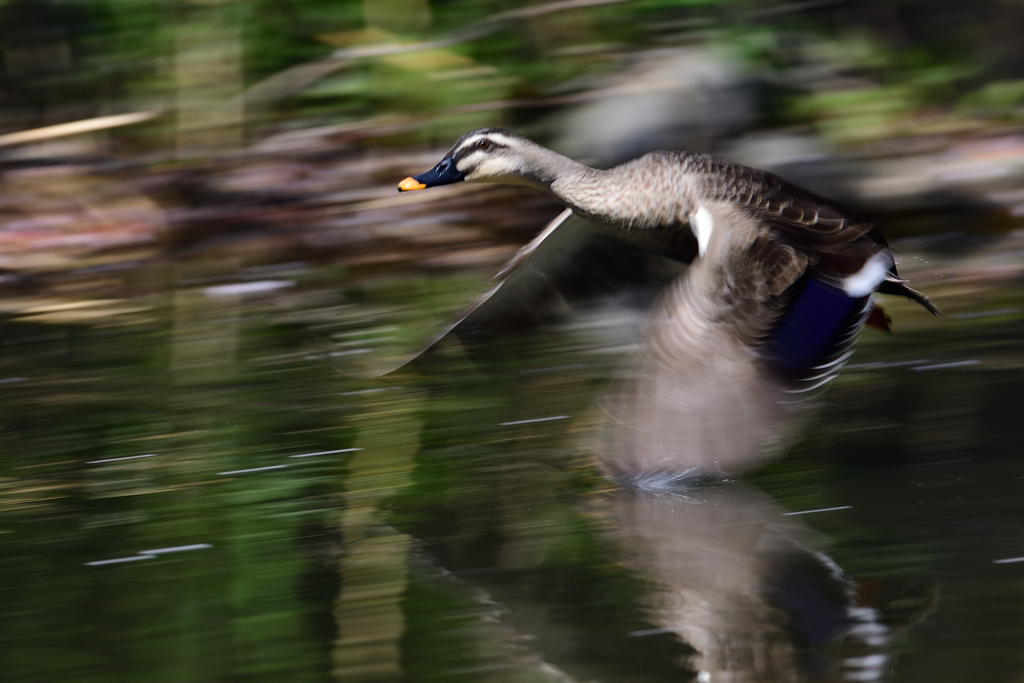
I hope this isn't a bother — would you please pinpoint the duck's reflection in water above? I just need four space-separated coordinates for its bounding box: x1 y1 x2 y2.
602 483 887 683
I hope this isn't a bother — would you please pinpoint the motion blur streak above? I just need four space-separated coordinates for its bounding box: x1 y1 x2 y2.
0 1 1022 682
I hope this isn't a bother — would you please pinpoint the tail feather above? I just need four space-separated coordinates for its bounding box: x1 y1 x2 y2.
878 277 941 316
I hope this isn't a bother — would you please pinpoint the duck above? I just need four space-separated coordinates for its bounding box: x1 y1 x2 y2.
397 128 939 485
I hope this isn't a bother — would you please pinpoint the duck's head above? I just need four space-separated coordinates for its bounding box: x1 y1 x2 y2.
398 128 547 192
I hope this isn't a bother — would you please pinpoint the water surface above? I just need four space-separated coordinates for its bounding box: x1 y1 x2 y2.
2 239 1024 682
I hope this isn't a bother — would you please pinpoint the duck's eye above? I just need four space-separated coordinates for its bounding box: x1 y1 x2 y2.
477 140 490 150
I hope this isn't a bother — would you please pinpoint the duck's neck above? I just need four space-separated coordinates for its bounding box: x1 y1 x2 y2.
512 145 617 222
520 144 685 231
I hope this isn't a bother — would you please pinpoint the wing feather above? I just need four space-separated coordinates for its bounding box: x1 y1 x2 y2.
685 153 880 255
381 208 689 372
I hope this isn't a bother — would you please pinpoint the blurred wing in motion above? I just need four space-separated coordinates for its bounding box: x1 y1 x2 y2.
385 208 688 373
706 161 940 314
599 197 896 484
600 257 804 485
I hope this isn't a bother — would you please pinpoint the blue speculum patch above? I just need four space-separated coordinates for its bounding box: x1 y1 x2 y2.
766 277 867 377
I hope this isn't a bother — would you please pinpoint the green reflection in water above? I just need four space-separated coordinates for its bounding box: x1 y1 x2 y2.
333 386 420 682
1 260 1024 682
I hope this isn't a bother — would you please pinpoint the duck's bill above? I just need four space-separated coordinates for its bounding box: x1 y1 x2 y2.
398 177 427 191
397 156 464 192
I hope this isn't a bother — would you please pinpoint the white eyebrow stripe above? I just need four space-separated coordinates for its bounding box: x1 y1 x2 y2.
485 132 516 146
455 132 517 154
456 134 488 151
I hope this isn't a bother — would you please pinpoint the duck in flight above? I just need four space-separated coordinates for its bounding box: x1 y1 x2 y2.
397 128 939 485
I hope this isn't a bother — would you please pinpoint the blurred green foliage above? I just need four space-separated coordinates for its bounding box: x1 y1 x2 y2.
4 3 1024 682
2 0 1023 149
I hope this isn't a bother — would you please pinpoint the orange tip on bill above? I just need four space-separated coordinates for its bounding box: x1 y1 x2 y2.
398 177 427 192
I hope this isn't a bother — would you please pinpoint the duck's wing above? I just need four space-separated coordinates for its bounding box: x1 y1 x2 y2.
699 159 940 313
745 177 941 313
696 158 877 250
492 207 577 280
600 200 870 484
428 208 584 359
601 253 804 484
701 199 875 389
378 208 688 374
